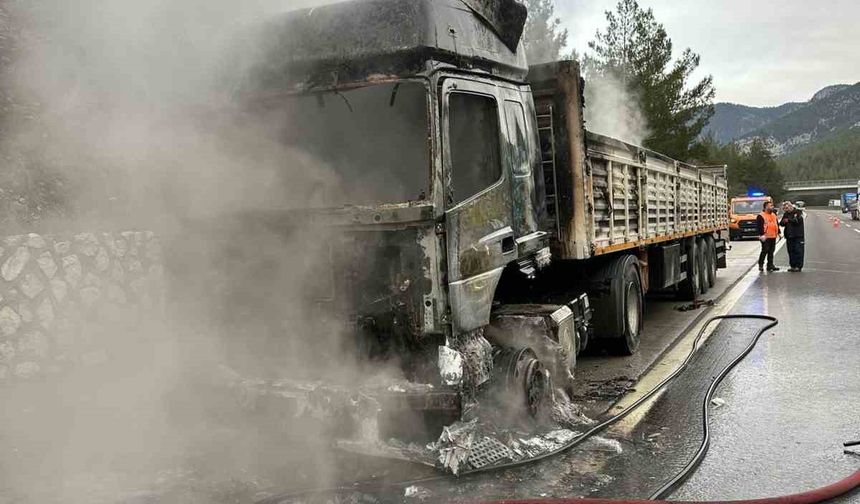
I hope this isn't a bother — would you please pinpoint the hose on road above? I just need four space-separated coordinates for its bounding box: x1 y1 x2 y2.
490 468 860 504
258 314 860 504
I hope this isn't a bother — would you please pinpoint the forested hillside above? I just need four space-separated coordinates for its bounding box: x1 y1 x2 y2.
704 102 802 144
778 128 860 181
737 82 860 156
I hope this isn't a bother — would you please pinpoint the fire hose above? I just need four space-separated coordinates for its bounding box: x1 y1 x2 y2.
257 314 860 504
491 469 860 503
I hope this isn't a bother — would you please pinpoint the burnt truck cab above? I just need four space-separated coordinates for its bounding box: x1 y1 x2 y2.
244 0 555 373
213 0 587 465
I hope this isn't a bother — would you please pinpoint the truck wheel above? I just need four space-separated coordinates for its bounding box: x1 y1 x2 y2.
494 347 550 417
677 239 700 301
697 237 709 295
705 236 717 288
590 254 643 356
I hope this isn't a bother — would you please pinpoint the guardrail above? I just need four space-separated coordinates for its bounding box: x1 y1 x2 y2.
784 179 859 191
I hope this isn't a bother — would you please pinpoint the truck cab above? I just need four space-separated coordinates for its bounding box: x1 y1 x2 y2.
192 0 559 448
730 195 772 240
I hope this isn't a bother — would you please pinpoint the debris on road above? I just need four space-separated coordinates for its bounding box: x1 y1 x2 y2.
675 299 717 312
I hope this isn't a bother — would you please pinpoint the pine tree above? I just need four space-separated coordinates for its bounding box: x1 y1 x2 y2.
586 0 714 161
745 139 785 201
521 0 571 64
702 137 785 200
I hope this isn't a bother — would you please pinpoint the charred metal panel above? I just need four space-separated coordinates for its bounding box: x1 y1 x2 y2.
529 61 592 260
248 0 528 94
441 76 517 282
448 267 504 334
500 85 541 240
457 0 528 52
334 228 437 351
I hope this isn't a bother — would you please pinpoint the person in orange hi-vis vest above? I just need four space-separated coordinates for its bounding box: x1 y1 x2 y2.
756 200 781 272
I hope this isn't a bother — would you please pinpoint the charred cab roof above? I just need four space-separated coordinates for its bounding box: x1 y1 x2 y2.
248 0 529 93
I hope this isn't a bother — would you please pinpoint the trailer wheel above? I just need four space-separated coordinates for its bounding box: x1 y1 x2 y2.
704 236 717 288
697 238 709 295
677 239 700 301
591 255 643 356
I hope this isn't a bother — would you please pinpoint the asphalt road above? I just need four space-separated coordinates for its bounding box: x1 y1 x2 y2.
593 209 860 502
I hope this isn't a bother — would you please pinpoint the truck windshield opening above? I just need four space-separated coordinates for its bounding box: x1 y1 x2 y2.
732 201 764 214
275 82 430 208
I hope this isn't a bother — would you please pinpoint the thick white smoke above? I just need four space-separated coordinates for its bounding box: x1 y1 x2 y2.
584 71 650 147
0 1 402 503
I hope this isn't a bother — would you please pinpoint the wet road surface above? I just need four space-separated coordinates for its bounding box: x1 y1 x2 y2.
596 209 860 502
672 209 860 502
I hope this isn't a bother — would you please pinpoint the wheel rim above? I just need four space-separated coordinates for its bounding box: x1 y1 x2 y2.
625 281 641 337
524 361 547 417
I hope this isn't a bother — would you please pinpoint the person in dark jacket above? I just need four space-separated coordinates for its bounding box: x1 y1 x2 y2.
756 200 781 271
780 201 805 272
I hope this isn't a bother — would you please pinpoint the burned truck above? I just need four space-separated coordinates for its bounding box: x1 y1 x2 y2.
196 0 729 471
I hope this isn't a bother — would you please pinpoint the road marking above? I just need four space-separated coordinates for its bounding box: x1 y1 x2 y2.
607 238 787 437
855 229 860 234
801 268 860 275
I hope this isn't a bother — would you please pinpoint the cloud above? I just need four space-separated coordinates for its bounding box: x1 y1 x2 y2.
558 0 860 106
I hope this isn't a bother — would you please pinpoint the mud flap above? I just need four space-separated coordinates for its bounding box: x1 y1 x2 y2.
715 238 727 269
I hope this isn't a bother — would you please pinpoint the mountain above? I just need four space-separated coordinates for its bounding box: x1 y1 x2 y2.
810 84 851 102
704 83 860 156
779 127 860 181
704 102 802 144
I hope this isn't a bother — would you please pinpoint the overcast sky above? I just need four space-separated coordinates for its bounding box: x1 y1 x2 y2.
556 0 860 107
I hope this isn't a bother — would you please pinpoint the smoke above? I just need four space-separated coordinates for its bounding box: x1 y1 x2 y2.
0 0 412 502
583 70 650 147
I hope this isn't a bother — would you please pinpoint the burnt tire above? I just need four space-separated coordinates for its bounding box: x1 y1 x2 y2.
590 254 643 356
677 238 700 301
697 237 709 295
705 236 717 288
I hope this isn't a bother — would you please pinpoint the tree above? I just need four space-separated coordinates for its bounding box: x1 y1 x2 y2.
521 0 571 64
586 0 715 161
745 139 785 202
701 137 785 201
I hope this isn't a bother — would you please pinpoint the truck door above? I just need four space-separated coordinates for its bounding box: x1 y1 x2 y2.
441 78 516 335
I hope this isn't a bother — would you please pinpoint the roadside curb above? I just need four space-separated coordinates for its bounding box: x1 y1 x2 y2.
645 238 789 372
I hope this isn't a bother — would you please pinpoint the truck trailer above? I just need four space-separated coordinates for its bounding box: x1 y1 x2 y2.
197 0 730 471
